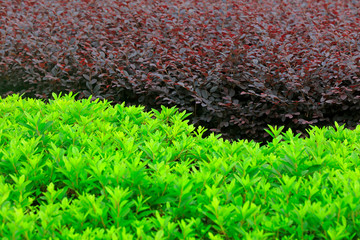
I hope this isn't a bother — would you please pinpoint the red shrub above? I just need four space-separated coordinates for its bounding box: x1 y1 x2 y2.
1 0 359 144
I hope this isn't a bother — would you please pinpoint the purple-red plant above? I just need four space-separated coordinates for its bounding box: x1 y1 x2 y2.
1 0 359 144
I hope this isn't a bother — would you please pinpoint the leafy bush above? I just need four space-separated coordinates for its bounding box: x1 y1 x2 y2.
1 93 360 239
1 0 360 144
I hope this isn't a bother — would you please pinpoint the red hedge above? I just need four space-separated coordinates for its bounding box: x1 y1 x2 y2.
1 0 359 144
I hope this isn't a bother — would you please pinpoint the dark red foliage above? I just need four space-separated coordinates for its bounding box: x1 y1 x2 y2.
1 0 360 144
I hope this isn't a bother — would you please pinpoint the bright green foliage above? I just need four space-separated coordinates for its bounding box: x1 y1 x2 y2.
0 92 359 239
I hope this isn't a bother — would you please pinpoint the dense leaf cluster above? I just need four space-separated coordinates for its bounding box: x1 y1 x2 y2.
1 93 360 239
1 0 360 143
